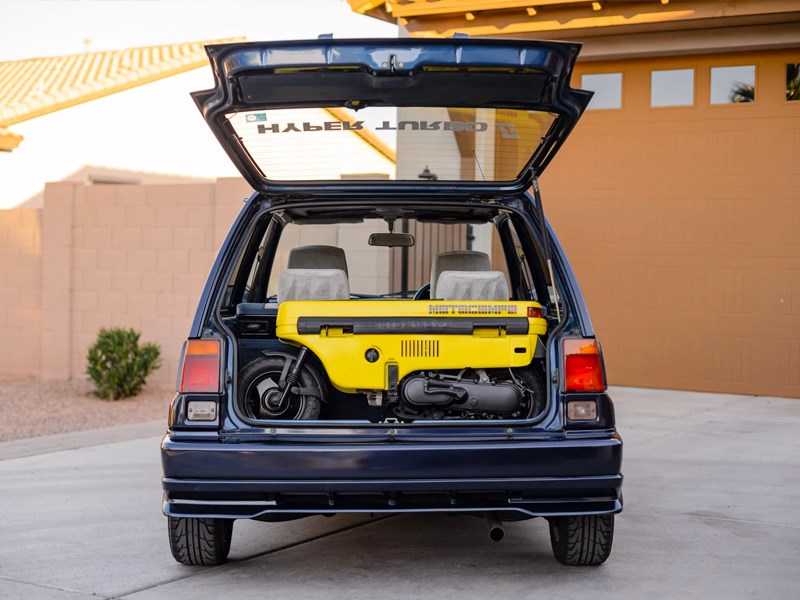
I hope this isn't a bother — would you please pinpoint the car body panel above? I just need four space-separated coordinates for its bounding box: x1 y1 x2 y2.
161 434 622 519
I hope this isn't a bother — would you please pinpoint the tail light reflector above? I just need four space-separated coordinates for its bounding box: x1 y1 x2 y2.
178 339 221 394
527 306 544 319
563 339 605 392
567 400 598 421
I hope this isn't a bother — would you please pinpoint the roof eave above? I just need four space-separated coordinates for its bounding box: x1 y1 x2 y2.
0 127 23 152
0 37 247 150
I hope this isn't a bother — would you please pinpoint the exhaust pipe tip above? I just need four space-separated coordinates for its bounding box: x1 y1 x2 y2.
485 512 505 542
489 525 505 542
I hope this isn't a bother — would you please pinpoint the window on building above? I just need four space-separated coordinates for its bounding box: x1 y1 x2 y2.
787 64 800 101
710 65 756 104
651 68 694 107
582 73 622 109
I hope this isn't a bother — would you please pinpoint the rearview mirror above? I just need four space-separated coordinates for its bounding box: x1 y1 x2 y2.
368 233 415 247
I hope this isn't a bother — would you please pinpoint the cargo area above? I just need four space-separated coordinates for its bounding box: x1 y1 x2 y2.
216 204 559 425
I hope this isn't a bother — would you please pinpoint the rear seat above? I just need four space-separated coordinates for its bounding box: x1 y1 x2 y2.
435 271 509 301
277 269 349 303
430 250 492 299
431 250 509 301
278 245 351 303
288 245 348 275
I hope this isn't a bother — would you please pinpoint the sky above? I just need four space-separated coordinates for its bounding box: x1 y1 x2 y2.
0 0 397 60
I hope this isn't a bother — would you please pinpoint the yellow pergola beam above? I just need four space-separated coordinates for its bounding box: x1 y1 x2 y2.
348 0 387 14
351 0 800 36
390 0 591 18
406 9 697 37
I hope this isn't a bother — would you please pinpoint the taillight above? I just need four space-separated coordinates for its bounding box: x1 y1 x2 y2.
527 306 544 319
563 339 605 392
178 339 222 394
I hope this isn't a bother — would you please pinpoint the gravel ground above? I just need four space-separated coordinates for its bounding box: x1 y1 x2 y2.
0 379 172 442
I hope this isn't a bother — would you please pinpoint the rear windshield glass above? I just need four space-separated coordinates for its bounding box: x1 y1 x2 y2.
266 220 497 298
226 107 557 182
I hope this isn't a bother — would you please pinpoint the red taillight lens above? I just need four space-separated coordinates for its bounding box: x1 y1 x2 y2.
527 306 544 319
563 339 605 392
178 339 221 394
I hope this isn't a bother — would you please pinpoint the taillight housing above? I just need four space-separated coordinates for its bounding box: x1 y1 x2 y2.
177 339 222 394
527 306 544 319
563 338 606 393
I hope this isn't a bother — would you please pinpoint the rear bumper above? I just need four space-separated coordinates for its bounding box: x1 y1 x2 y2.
161 434 622 519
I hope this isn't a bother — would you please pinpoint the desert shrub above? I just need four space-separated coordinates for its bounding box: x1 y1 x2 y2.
86 328 161 400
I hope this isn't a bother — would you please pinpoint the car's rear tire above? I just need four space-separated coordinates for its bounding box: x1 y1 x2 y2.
548 514 614 566
168 517 233 566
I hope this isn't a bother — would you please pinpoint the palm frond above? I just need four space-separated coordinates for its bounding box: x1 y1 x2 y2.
787 63 800 101
730 82 755 103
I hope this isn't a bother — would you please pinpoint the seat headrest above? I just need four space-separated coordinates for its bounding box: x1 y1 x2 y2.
430 250 491 297
434 271 510 301
287 245 348 275
277 269 350 303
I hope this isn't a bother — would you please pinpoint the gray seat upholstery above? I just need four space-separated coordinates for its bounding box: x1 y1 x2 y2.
277 268 350 303
287 245 348 275
435 271 510 301
430 250 492 298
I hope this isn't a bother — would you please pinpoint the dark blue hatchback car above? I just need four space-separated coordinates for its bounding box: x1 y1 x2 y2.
162 38 622 567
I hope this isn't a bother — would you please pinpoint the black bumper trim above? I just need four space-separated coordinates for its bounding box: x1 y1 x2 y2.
296 316 529 335
162 474 622 519
161 434 623 519
163 501 622 520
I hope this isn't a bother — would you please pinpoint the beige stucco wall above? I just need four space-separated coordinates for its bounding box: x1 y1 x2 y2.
544 49 800 399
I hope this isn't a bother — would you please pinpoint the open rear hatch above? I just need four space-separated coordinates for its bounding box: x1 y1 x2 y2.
192 38 592 198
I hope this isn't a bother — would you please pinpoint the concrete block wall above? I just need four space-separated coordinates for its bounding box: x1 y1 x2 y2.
0 178 250 386
0 207 42 380
0 176 391 388
59 178 250 385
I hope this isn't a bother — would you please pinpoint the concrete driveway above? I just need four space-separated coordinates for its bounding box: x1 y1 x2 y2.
2 387 798 599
